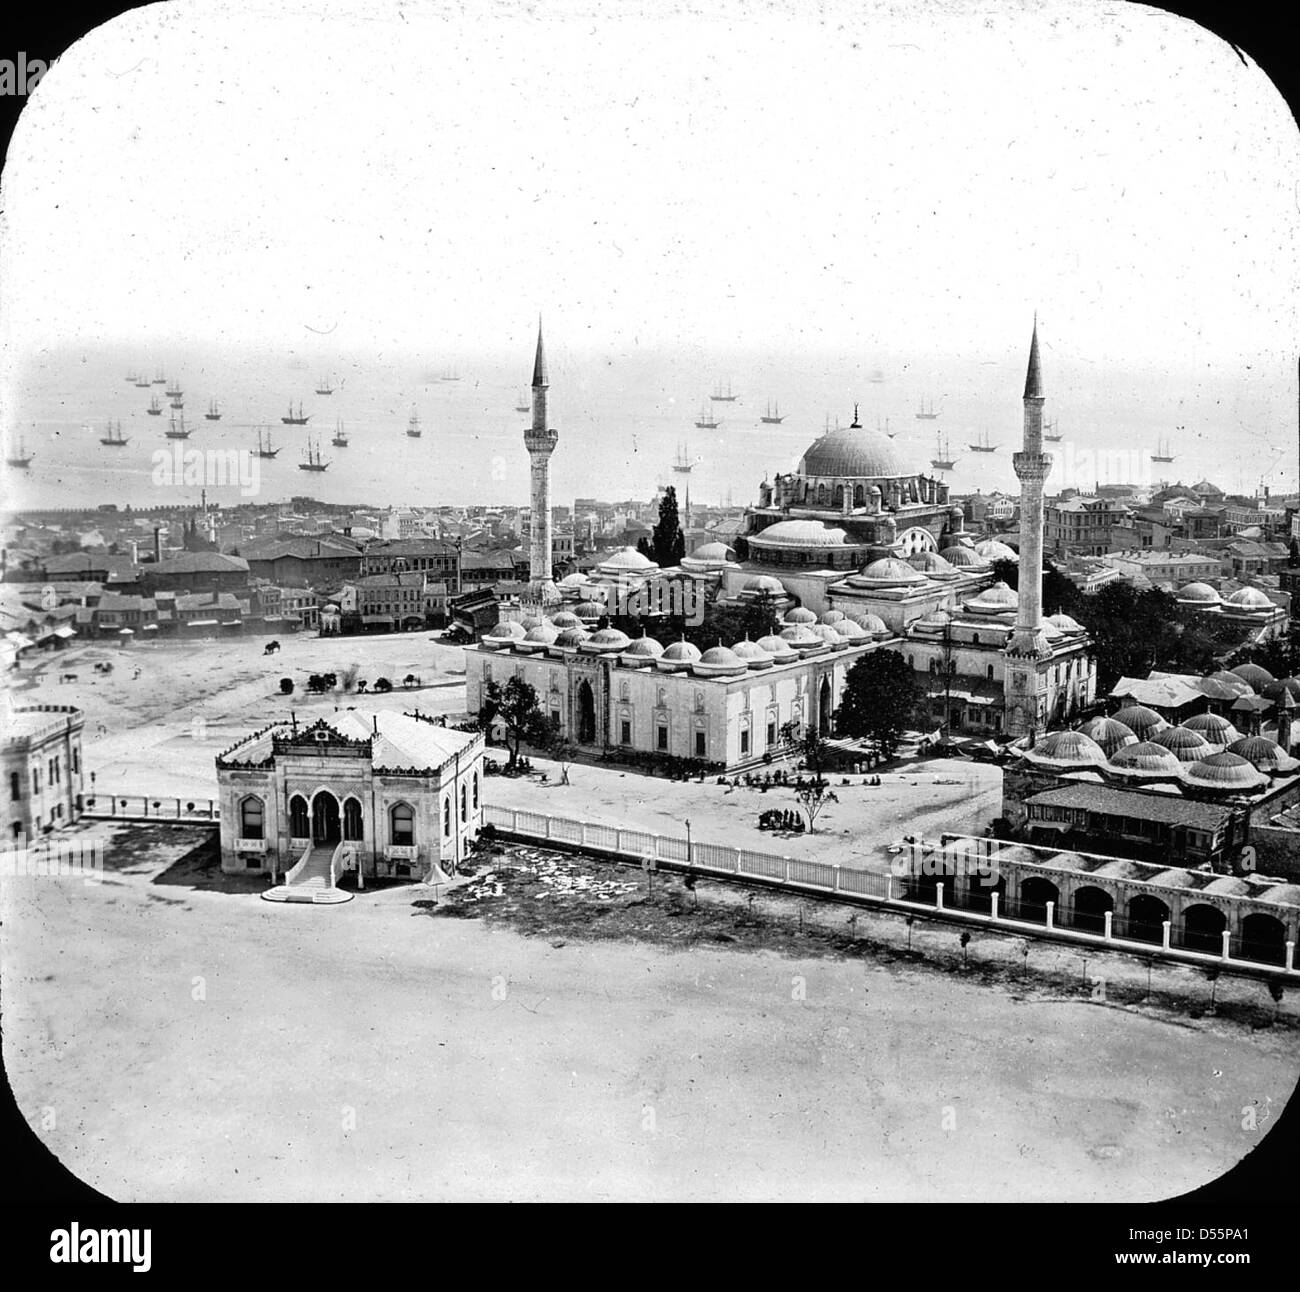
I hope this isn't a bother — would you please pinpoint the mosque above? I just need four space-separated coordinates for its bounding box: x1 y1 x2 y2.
466 321 1097 754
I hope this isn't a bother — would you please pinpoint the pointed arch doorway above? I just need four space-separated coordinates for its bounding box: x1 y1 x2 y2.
312 790 341 844
577 679 597 745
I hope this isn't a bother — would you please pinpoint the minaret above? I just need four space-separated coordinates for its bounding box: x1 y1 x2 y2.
524 318 561 608
1004 317 1054 738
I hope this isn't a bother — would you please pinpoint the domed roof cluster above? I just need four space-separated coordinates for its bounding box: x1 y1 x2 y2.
1021 712 1296 788
1176 582 1281 616
750 519 851 549
798 425 918 480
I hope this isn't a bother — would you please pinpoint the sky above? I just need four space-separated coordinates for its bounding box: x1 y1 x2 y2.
0 0 1297 504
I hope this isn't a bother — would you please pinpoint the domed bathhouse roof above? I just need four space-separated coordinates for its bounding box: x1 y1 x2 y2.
819 609 846 625
1045 613 1085 634
620 632 664 665
750 519 850 550
778 623 829 655
797 424 918 480
962 581 1019 616
518 615 546 632
1110 704 1169 741
1182 751 1270 792
743 574 786 595
1230 662 1275 689
755 633 799 662
783 606 819 625
1223 586 1275 611
908 550 960 580
1182 712 1241 748
1077 716 1138 758
573 599 604 621
973 538 1017 562
579 626 631 654
559 571 591 587
831 618 869 642
1227 736 1300 773
597 546 659 575
1261 677 1300 703
847 611 890 638
549 610 581 629
481 620 528 648
1176 581 1221 605
1202 670 1255 699
693 644 748 677
683 541 735 566
516 622 560 652
732 638 775 669
1108 740 1183 777
1020 729 1107 768
811 623 847 648
1150 725 1213 763
656 639 703 671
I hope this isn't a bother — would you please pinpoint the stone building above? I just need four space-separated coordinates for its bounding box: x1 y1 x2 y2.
3 701 84 839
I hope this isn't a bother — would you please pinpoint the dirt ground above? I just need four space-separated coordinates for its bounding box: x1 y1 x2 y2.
3 822 1296 1202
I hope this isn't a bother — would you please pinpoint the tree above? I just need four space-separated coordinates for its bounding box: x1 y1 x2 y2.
794 779 835 832
279 677 294 695
835 650 919 759
780 718 831 778
478 676 550 770
373 677 393 693
651 485 686 568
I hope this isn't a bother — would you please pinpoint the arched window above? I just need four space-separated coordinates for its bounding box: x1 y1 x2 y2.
460 783 467 823
343 797 364 841
854 485 865 508
816 483 828 505
832 485 844 508
240 795 264 840
972 633 980 645
443 796 452 837
987 664 995 680
472 772 479 809
390 802 414 846
289 795 309 838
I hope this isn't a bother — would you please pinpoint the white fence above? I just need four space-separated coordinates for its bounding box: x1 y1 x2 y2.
481 804 1299 980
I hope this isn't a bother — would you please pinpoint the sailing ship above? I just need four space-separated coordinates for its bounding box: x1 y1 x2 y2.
152 370 166 384
930 435 956 471
406 408 422 438
969 431 998 453
440 369 461 382
205 399 222 422
1151 435 1175 464
165 380 183 399
915 399 939 420
164 413 192 439
694 403 719 430
170 396 184 410
315 375 334 395
100 420 129 446
760 400 784 424
255 428 280 459
514 391 530 413
146 394 163 416
868 369 886 384
1043 418 1063 443
135 373 153 389
331 419 350 448
299 439 330 471
282 402 309 425
6 433 33 468
710 380 737 402
125 369 138 384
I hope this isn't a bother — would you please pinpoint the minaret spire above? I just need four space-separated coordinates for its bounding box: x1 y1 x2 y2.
1024 312 1043 402
532 315 548 390
524 318 560 609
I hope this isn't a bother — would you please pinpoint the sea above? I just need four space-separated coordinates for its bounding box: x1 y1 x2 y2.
3 343 1295 515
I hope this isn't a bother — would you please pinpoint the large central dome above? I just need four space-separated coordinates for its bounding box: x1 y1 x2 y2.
798 425 916 479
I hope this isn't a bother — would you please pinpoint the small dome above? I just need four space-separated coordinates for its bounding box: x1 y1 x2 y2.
1046 613 1084 633
819 609 846 625
854 556 928 587
518 615 546 632
913 608 953 632
1111 704 1169 740
1261 677 1300 702
1077 716 1139 757
599 546 658 573
549 610 581 628
481 620 528 648
1109 740 1182 774
784 606 818 625
974 538 1017 562
553 626 591 648
1150 725 1212 762
1024 730 1107 767
694 644 747 676
581 626 631 653
1183 712 1241 747
778 623 828 653
732 638 775 669
687 541 734 564
1227 736 1296 772
909 550 959 579
559 571 591 587
573 599 604 621
751 519 850 549
848 611 890 637
1224 586 1274 610
1176 581 1221 604
1230 662 1275 689
755 633 799 661
831 618 868 642
811 623 846 647
963 581 1019 615
938 545 989 569
517 623 559 651
657 639 703 670
743 574 786 595
620 633 664 663
1183 751 1269 790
